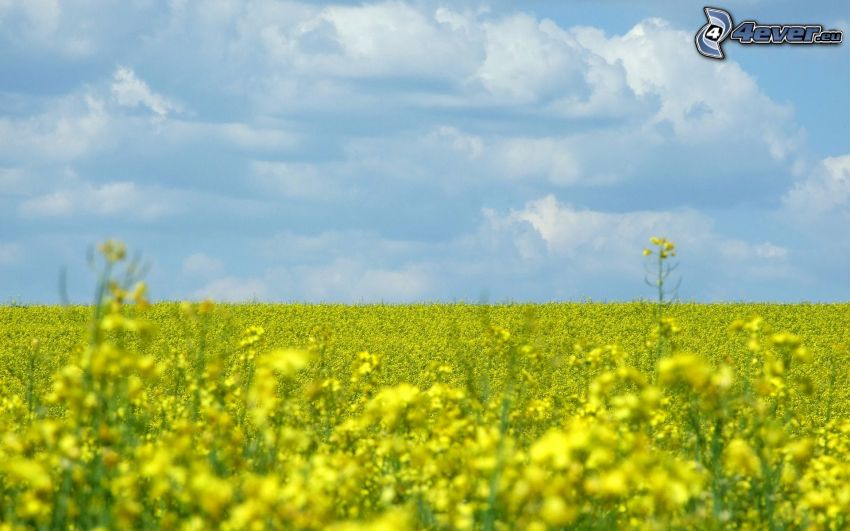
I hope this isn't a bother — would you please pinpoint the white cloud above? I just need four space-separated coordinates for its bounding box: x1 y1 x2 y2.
240 3 798 161
189 257 428 303
353 267 430 301
357 125 640 188
487 194 789 277
251 160 335 199
429 126 483 159
280 2 481 79
194 276 267 302
2 70 295 170
0 94 108 162
0 0 94 56
90 182 169 218
182 252 224 277
246 5 800 191
504 194 711 259
545 34 638 118
326 128 593 189
287 259 430 302
574 19 800 155
20 180 174 221
0 167 29 195
784 155 850 219
495 137 582 185
215 123 298 150
0 243 21 265
154 120 300 152
755 243 789 260
11 0 59 39
244 197 792 302
111 66 179 117
142 2 801 182
19 191 74 217
718 241 789 262
253 230 419 264
475 14 585 102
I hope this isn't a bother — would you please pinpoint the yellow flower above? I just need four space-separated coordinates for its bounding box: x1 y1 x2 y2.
587 469 628 498
540 496 576 525
724 438 761 477
98 239 127 263
4 458 52 493
264 348 312 376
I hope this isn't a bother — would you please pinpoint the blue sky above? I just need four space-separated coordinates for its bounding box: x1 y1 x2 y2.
1 0 848 303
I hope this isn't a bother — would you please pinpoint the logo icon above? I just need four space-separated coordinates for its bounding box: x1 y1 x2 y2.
695 7 843 60
695 7 734 59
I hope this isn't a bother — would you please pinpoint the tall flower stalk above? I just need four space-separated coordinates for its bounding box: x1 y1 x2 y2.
643 236 680 371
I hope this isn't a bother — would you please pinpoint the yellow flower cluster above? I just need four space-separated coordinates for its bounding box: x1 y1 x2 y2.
1 240 850 529
643 236 676 259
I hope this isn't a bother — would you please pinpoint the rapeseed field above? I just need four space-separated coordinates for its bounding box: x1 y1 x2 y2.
2 238 850 529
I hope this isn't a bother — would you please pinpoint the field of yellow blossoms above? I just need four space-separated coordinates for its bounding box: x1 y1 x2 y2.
2 238 850 529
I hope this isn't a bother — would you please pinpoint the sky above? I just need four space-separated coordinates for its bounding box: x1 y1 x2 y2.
1 0 849 304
